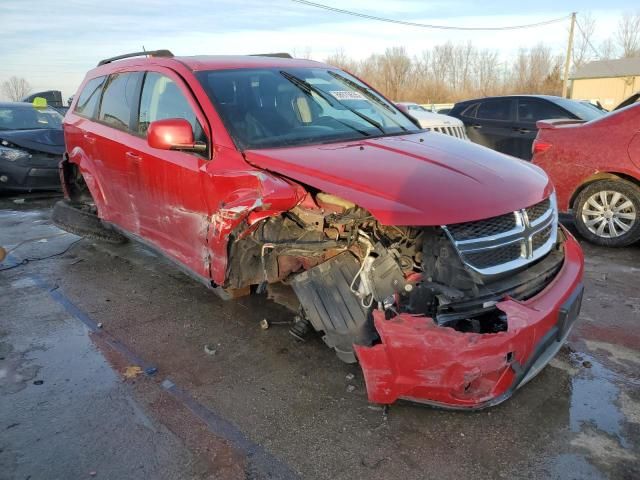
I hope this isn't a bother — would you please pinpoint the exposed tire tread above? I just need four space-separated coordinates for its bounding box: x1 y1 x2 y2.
573 179 640 247
52 200 127 244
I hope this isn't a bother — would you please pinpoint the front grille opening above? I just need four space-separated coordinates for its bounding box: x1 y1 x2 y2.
463 243 522 269
532 224 553 250
447 212 517 240
441 309 508 334
526 198 551 223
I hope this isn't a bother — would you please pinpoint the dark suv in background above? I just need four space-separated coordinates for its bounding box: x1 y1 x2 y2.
449 95 604 160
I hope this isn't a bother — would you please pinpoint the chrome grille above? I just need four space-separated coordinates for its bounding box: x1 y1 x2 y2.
446 212 516 240
532 224 553 251
429 125 469 140
463 243 523 269
443 195 558 275
526 198 551 223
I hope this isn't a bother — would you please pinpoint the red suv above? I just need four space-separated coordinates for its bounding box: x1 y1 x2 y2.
55 50 584 408
532 103 640 247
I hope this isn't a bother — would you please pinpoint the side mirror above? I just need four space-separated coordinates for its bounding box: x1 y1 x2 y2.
147 118 206 152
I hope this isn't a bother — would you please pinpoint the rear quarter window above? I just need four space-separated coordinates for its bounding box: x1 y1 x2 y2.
74 76 106 118
459 103 478 118
98 72 142 131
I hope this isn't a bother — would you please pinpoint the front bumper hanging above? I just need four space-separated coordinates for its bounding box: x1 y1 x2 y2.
354 228 584 409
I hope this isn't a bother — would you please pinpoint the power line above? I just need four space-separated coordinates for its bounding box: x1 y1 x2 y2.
574 18 620 79
575 19 604 59
291 0 570 31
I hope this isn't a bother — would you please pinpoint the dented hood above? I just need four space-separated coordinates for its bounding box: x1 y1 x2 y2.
0 128 64 155
244 132 553 226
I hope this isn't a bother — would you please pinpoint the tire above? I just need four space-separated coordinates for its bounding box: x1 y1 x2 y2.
573 179 640 247
52 200 127 244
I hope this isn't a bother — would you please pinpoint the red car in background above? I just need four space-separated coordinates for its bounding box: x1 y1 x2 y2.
532 103 640 247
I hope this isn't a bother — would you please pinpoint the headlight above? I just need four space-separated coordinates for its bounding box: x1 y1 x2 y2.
0 145 30 162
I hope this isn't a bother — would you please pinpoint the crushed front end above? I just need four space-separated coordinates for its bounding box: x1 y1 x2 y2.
354 233 583 408
227 191 584 408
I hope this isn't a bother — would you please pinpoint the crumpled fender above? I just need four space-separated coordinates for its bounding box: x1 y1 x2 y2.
355 228 584 408
67 146 108 215
203 167 306 285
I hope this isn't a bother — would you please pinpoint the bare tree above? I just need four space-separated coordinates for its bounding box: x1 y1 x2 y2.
599 38 617 60
293 46 313 60
448 42 475 95
474 49 501 96
1 76 32 101
378 47 412 100
615 12 640 58
323 41 569 103
511 44 561 95
573 12 596 70
325 49 358 73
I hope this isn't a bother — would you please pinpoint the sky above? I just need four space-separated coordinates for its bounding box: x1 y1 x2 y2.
0 0 637 100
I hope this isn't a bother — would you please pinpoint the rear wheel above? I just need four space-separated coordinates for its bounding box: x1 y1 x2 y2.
573 179 640 247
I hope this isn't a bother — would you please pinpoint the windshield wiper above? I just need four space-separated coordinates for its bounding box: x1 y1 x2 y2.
280 70 385 135
327 71 409 132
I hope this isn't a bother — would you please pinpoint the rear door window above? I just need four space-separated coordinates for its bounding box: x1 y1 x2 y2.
476 100 513 121
98 72 142 131
517 100 568 123
74 76 106 118
137 72 204 142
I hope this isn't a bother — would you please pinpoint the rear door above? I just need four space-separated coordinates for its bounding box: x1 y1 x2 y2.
92 71 144 229
65 76 108 211
463 99 516 156
515 98 572 160
123 69 213 279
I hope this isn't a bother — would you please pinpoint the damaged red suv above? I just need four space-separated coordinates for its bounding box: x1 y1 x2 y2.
55 51 584 408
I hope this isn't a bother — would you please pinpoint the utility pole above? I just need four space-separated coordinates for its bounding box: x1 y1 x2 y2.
562 12 577 98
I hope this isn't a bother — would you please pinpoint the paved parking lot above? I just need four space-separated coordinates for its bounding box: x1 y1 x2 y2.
1 194 639 480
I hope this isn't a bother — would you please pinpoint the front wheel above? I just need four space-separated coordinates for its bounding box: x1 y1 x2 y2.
573 179 640 247
52 200 127 244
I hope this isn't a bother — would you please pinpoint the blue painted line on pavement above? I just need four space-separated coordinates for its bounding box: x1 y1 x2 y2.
3 252 299 479
162 379 299 480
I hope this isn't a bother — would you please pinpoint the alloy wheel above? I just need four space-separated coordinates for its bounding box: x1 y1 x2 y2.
581 190 637 238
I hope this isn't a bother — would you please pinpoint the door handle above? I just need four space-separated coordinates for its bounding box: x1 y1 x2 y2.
83 133 96 144
470 124 482 129
125 151 142 161
513 127 532 134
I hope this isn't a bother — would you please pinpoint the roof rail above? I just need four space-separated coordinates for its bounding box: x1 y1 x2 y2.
97 49 174 67
250 52 293 59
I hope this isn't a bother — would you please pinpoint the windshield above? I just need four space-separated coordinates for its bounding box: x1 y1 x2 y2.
0 105 63 130
197 68 420 149
552 98 605 121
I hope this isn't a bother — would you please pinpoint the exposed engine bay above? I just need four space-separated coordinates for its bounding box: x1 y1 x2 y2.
226 191 565 363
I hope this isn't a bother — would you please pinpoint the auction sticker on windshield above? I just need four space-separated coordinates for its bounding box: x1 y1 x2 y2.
329 91 366 101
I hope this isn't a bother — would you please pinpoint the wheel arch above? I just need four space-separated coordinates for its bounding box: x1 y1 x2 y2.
63 147 108 214
569 171 640 210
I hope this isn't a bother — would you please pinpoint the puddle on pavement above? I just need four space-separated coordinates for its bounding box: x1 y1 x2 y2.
568 351 635 450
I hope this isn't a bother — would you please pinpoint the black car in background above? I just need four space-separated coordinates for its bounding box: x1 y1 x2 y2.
0 102 64 192
449 95 604 160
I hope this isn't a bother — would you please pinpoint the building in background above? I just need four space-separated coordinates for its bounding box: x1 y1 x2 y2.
570 58 640 110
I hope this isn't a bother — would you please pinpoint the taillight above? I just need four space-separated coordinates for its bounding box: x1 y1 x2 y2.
532 139 552 155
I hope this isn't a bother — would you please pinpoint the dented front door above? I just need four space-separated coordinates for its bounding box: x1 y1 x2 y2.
125 68 213 280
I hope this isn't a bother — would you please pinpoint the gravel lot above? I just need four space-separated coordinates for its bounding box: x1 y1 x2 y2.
1 193 638 480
